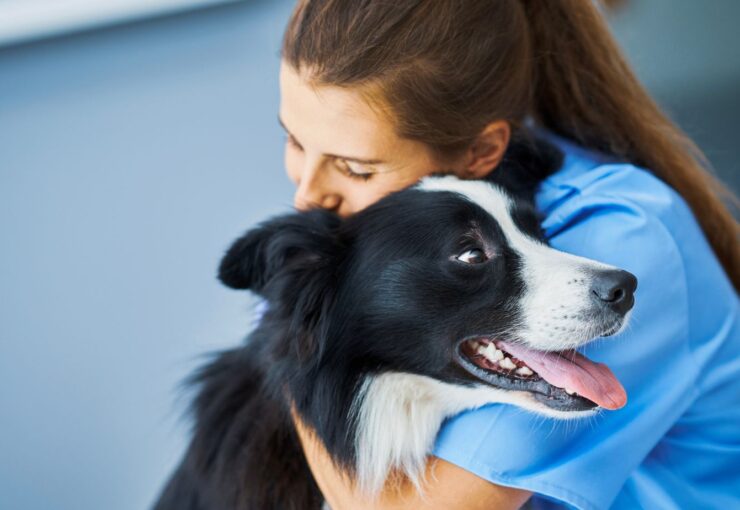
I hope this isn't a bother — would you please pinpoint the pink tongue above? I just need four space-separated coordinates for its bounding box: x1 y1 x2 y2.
497 341 627 410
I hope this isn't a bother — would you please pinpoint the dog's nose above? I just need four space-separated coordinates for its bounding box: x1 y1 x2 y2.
591 270 637 315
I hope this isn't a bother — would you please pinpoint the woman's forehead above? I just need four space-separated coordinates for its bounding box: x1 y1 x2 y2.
278 61 402 159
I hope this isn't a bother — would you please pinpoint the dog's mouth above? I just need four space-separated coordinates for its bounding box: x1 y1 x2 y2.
454 338 627 412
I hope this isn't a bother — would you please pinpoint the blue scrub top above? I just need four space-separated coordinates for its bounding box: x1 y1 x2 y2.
432 131 740 509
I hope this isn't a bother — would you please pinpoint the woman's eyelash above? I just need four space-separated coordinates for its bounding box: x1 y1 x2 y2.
336 160 374 181
285 134 373 181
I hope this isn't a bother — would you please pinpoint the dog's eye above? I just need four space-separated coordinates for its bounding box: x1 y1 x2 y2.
456 248 487 264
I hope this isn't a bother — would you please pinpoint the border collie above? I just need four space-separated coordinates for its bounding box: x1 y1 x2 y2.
153 137 636 510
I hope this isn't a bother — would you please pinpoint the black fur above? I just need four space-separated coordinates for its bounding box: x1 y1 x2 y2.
152 136 563 510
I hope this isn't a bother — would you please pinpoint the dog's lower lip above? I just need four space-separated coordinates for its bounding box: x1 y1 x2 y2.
600 320 623 337
453 338 599 411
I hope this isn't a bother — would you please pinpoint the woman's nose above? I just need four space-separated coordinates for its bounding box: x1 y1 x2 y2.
293 163 341 212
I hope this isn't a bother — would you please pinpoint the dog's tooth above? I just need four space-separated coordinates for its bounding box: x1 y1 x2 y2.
565 388 577 395
492 349 504 361
515 366 533 376
499 357 516 370
482 343 497 361
476 343 487 355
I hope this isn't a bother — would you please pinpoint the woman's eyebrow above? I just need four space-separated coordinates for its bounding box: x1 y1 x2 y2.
277 115 387 165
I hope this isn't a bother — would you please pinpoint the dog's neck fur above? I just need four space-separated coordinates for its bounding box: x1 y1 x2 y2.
351 372 533 495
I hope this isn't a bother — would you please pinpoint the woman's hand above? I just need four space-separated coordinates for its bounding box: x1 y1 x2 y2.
291 407 532 510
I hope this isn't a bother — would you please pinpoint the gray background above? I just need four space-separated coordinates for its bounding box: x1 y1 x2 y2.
1 1 738 509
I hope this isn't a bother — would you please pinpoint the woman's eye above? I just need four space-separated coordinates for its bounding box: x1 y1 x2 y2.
456 248 487 264
335 159 374 181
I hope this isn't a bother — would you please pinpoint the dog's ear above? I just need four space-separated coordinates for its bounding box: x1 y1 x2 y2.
217 208 342 294
484 132 564 203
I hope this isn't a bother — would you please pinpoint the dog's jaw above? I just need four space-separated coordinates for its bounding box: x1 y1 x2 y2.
351 371 595 497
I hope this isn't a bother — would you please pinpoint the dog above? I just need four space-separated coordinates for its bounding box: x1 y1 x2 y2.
153 136 636 510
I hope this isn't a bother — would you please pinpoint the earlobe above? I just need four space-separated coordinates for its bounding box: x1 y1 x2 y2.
461 120 511 179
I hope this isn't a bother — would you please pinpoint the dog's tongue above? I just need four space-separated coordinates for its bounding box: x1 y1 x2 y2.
497 341 627 410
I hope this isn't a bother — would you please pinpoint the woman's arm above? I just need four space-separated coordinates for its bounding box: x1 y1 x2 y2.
291 409 532 510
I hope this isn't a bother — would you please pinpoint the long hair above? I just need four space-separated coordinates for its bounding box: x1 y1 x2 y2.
281 0 739 289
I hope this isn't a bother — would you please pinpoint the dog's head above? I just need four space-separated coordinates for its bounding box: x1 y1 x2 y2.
219 175 635 415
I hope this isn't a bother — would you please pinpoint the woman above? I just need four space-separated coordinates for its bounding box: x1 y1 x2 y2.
275 1 740 508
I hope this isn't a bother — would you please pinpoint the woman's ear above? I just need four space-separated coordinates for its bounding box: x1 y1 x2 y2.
456 120 511 179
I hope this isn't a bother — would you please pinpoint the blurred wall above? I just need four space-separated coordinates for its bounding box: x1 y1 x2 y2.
609 0 740 192
0 3 295 509
0 2 737 509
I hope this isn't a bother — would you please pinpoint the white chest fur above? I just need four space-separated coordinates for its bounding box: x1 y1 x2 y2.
350 372 553 496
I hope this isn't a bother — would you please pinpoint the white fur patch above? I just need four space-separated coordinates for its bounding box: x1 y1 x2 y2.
351 371 593 497
417 176 621 351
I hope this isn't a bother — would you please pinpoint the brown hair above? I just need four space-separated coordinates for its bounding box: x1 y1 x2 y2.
281 0 739 289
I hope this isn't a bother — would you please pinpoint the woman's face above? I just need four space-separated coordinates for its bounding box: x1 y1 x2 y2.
279 61 463 217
